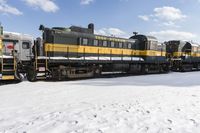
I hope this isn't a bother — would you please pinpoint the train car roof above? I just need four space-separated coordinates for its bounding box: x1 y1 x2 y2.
3 31 34 41
52 27 135 42
130 34 157 42
146 35 157 40
187 41 200 47
168 40 200 47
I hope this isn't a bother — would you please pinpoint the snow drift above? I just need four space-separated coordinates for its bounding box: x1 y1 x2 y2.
0 72 200 133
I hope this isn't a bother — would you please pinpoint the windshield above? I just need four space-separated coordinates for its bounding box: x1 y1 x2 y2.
166 41 180 53
2 40 17 56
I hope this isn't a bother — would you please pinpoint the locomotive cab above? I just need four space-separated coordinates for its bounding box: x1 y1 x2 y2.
187 42 200 62
130 34 168 73
1 30 33 80
3 32 33 62
166 40 200 71
166 40 192 60
130 35 160 62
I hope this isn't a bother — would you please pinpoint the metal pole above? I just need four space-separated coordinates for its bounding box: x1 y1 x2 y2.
98 49 99 60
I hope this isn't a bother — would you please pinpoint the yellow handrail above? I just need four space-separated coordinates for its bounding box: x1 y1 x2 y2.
0 36 3 73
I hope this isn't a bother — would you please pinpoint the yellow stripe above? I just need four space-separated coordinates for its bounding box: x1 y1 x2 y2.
0 39 2 50
173 52 182 57
2 76 15 80
191 52 200 57
45 43 166 57
173 52 200 57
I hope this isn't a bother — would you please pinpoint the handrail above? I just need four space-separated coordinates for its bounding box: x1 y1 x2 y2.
121 50 123 61
35 41 38 71
45 48 48 73
0 36 3 73
110 49 112 61
13 45 16 73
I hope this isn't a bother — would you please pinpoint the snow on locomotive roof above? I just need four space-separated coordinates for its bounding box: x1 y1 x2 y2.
168 40 200 47
146 36 157 41
3 31 34 40
187 41 200 47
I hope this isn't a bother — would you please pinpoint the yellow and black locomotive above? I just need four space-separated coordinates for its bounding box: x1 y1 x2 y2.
2 23 200 82
26 23 169 81
166 40 200 71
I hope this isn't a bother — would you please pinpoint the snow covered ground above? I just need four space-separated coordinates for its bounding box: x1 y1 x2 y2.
0 72 200 133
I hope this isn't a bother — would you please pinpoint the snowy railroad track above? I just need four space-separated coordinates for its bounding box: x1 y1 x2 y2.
0 72 200 132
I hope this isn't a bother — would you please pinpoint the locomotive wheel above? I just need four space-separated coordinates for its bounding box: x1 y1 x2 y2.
159 65 163 73
163 65 170 73
180 65 192 72
141 65 149 74
27 67 36 82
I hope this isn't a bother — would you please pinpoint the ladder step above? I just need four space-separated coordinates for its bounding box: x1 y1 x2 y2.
2 69 14 72
3 63 14 65
37 70 46 73
3 59 14 62
1 75 15 80
36 76 46 80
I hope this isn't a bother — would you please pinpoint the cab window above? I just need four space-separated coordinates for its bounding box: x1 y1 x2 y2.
103 40 107 47
149 41 157 50
123 42 128 49
115 42 119 48
2 40 17 55
22 42 30 49
82 38 88 45
98 40 103 47
94 39 98 46
111 42 115 48
119 42 123 48
128 43 132 49
193 46 198 52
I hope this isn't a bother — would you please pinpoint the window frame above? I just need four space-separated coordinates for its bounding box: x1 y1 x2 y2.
94 39 98 46
119 42 123 48
111 41 115 48
103 40 107 47
123 42 128 49
22 41 31 49
82 38 88 46
98 40 103 47
128 43 132 49
115 42 119 48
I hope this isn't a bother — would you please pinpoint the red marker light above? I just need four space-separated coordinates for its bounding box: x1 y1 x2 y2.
6 44 14 49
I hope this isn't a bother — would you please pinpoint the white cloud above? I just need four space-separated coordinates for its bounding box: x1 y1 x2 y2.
149 30 196 41
23 0 59 13
95 28 128 38
0 0 23 15
80 0 94 5
162 21 175 26
154 6 186 22
139 6 186 28
138 15 149 21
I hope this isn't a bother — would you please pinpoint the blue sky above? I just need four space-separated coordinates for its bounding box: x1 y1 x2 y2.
0 0 200 42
